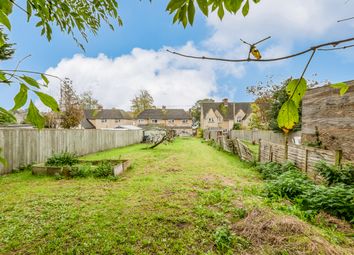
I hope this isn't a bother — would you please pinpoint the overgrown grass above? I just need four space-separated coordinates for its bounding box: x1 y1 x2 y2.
0 138 352 254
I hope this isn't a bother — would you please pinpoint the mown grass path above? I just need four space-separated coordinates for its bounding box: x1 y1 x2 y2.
0 138 352 254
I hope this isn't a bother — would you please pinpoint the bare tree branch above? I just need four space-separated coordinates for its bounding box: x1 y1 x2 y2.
167 37 354 63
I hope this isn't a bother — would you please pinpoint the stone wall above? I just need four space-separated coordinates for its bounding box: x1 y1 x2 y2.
302 81 354 160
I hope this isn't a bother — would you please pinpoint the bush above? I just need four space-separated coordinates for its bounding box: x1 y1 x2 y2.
70 164 92 178
232 123 241 130
300 184 354 222
46 152 79 167
214 226 234 253
266 170 314 199
256 161 297 180
315 161 354 186
92 161 113 178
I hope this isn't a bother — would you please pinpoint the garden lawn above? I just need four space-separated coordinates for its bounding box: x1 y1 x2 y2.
0 138 353 254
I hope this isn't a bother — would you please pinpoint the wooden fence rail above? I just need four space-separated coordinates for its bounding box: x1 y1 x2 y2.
259 139 343 178
0 129 143 175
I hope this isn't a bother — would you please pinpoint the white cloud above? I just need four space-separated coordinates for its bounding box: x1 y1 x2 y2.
39 43 245 110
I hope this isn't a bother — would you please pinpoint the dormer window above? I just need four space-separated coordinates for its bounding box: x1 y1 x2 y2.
208 118 214 123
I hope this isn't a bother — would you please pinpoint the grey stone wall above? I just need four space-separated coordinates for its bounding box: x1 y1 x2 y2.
302 81 354 160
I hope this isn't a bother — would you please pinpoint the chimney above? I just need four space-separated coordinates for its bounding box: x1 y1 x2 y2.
223 98 228 106
162 105 166 110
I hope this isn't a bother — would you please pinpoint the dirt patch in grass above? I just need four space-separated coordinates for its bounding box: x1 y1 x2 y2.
233 208 353 255
201 174 235 187
314 212 354 235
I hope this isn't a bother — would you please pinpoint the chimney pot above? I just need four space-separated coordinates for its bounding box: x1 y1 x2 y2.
223 98 228 106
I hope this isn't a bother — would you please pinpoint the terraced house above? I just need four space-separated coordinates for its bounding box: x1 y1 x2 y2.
81 109 134 129
137 106 193 135
200 99 253 131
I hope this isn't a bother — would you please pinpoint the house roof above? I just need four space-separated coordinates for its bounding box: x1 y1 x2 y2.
80 118 95 129
84 109 133 120
201 102 253 120
137 109 192 120
234 102 253 116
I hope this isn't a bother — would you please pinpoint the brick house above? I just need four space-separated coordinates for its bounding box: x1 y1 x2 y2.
302 80 354 160
137 107 193 136
81 109 134 129
200 99 253 131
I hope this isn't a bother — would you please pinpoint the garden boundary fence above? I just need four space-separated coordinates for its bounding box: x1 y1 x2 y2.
0 128 143 174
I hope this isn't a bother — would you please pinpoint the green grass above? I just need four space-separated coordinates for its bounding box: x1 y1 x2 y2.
0 138 352 254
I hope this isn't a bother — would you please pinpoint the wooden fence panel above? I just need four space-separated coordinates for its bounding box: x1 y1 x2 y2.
0 129 143 175
259 140 340 179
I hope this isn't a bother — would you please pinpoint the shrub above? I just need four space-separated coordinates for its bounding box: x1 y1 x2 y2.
300 184 354 222
266 170 314 199
46 152 79 167
92 161 113 178
315 161 354 186
256 161 297 180
70 164 92 178
232 123 241 130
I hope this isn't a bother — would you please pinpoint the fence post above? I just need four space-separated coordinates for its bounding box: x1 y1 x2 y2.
258 139 261 162
284 135 289 161
304 149 309 173
335 150 343 166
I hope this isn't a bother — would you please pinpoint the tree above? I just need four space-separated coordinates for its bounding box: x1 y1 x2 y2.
131 90 155 116
59 79 83 129
247 79 299 132
43 111 59 128
79 91 102 110
248 103 268 130
190 98 214 123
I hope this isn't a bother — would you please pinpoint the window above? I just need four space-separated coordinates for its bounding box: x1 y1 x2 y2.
115 119 120 123
208 118 214 123
236 117 242 123
168 119 175 123
182 119 188 123
151 119 158 123
138 119 144 123
101 119 107 123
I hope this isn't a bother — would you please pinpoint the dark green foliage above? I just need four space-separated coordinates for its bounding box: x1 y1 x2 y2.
315 161 354 186
300 184 354 222
232 123 241 130
45 152 79 167
70 164 92 178
266 170 314 199
262 161 354 222
256 161 297 180
92 161 113 178
213 226 234 253
0 29 14 61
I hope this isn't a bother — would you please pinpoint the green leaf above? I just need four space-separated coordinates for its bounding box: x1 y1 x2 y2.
0 107 16 123
21 75 40 88
26 101 45 129
277 100 299 133
242 0 250 17
41 74 49 85
34 91 60 112
0 9 11 30
217 3 225 20
12 84 28 111
196 0 208 16
0 34 4 47
0 71 7 82
286 78 307 106
188 0 195 25
330 82 349 96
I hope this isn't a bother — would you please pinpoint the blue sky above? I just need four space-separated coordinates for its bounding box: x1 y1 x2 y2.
1 0 354 110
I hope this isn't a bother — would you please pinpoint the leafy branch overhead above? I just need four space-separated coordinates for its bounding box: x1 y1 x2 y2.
167 0 260 27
